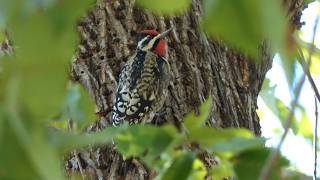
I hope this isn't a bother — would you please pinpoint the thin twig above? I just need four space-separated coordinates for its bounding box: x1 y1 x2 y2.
259 73 306 180
296 13 320 103
260 9 320 180
314 97 318 180
298 14 320 180
297 47 320 103
298 45 320 180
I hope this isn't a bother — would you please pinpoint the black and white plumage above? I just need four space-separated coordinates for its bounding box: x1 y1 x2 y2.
112 29 171 126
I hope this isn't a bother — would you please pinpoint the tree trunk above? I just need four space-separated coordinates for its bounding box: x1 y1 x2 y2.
66 0 306 179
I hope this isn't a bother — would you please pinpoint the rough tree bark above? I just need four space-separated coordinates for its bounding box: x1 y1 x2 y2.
66 0 306 179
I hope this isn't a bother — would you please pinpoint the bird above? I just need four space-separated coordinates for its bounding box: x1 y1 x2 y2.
112 28 172 127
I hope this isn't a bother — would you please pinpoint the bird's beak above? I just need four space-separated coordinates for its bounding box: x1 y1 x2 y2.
157 28 173 39
158 28 173 38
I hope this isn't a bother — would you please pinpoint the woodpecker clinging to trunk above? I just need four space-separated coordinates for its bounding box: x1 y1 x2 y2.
112 28 172 126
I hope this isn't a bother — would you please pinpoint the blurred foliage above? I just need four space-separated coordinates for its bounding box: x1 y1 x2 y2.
298 37 320 75
0 29 5 42
279 55 298 89
233 148 289 180
116 124 179 166
260 78 313 141
0 0 94 179
211 160 233 179
49 83 95 132
110 99 288 180
296 105 313 140
0 0 317 180
201 0 286 59
136 0 191 15
189 159 207 179
162 152 195 180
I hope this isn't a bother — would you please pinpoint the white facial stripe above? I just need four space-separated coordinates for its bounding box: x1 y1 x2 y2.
142 36 158 51
137 35 149 49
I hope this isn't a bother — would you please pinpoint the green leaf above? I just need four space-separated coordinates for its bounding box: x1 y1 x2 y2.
296 105 313 140
46 0 94 33
0 105 4 142
116 125 178 163
189 159 207 180
1 0 93 120
0 119 39 180
211 160 233 180
188 127 254 147
4 78 64 180
0 1 93 179
49 127 119 154
298 113 313 140
28 131 65 180
187 125 263 156
136 0 191 15
233 148 289 180
184 96 212 131
49 83 95 131
202 0 286 58
276 99 299 134
5 17 68 119
260 79 299 134
0 29 5 42
309 47 320 75
0 0 91 27
260 0 287 55
298 38 320 75
211 137 265 154
162 153 195 180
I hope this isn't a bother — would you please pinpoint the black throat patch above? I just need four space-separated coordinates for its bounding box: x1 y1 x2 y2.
130 51 146 90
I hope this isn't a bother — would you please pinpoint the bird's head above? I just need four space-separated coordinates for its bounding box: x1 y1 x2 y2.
136 28 172 57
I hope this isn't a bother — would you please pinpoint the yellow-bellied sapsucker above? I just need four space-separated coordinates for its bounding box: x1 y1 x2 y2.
112 29 172 126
